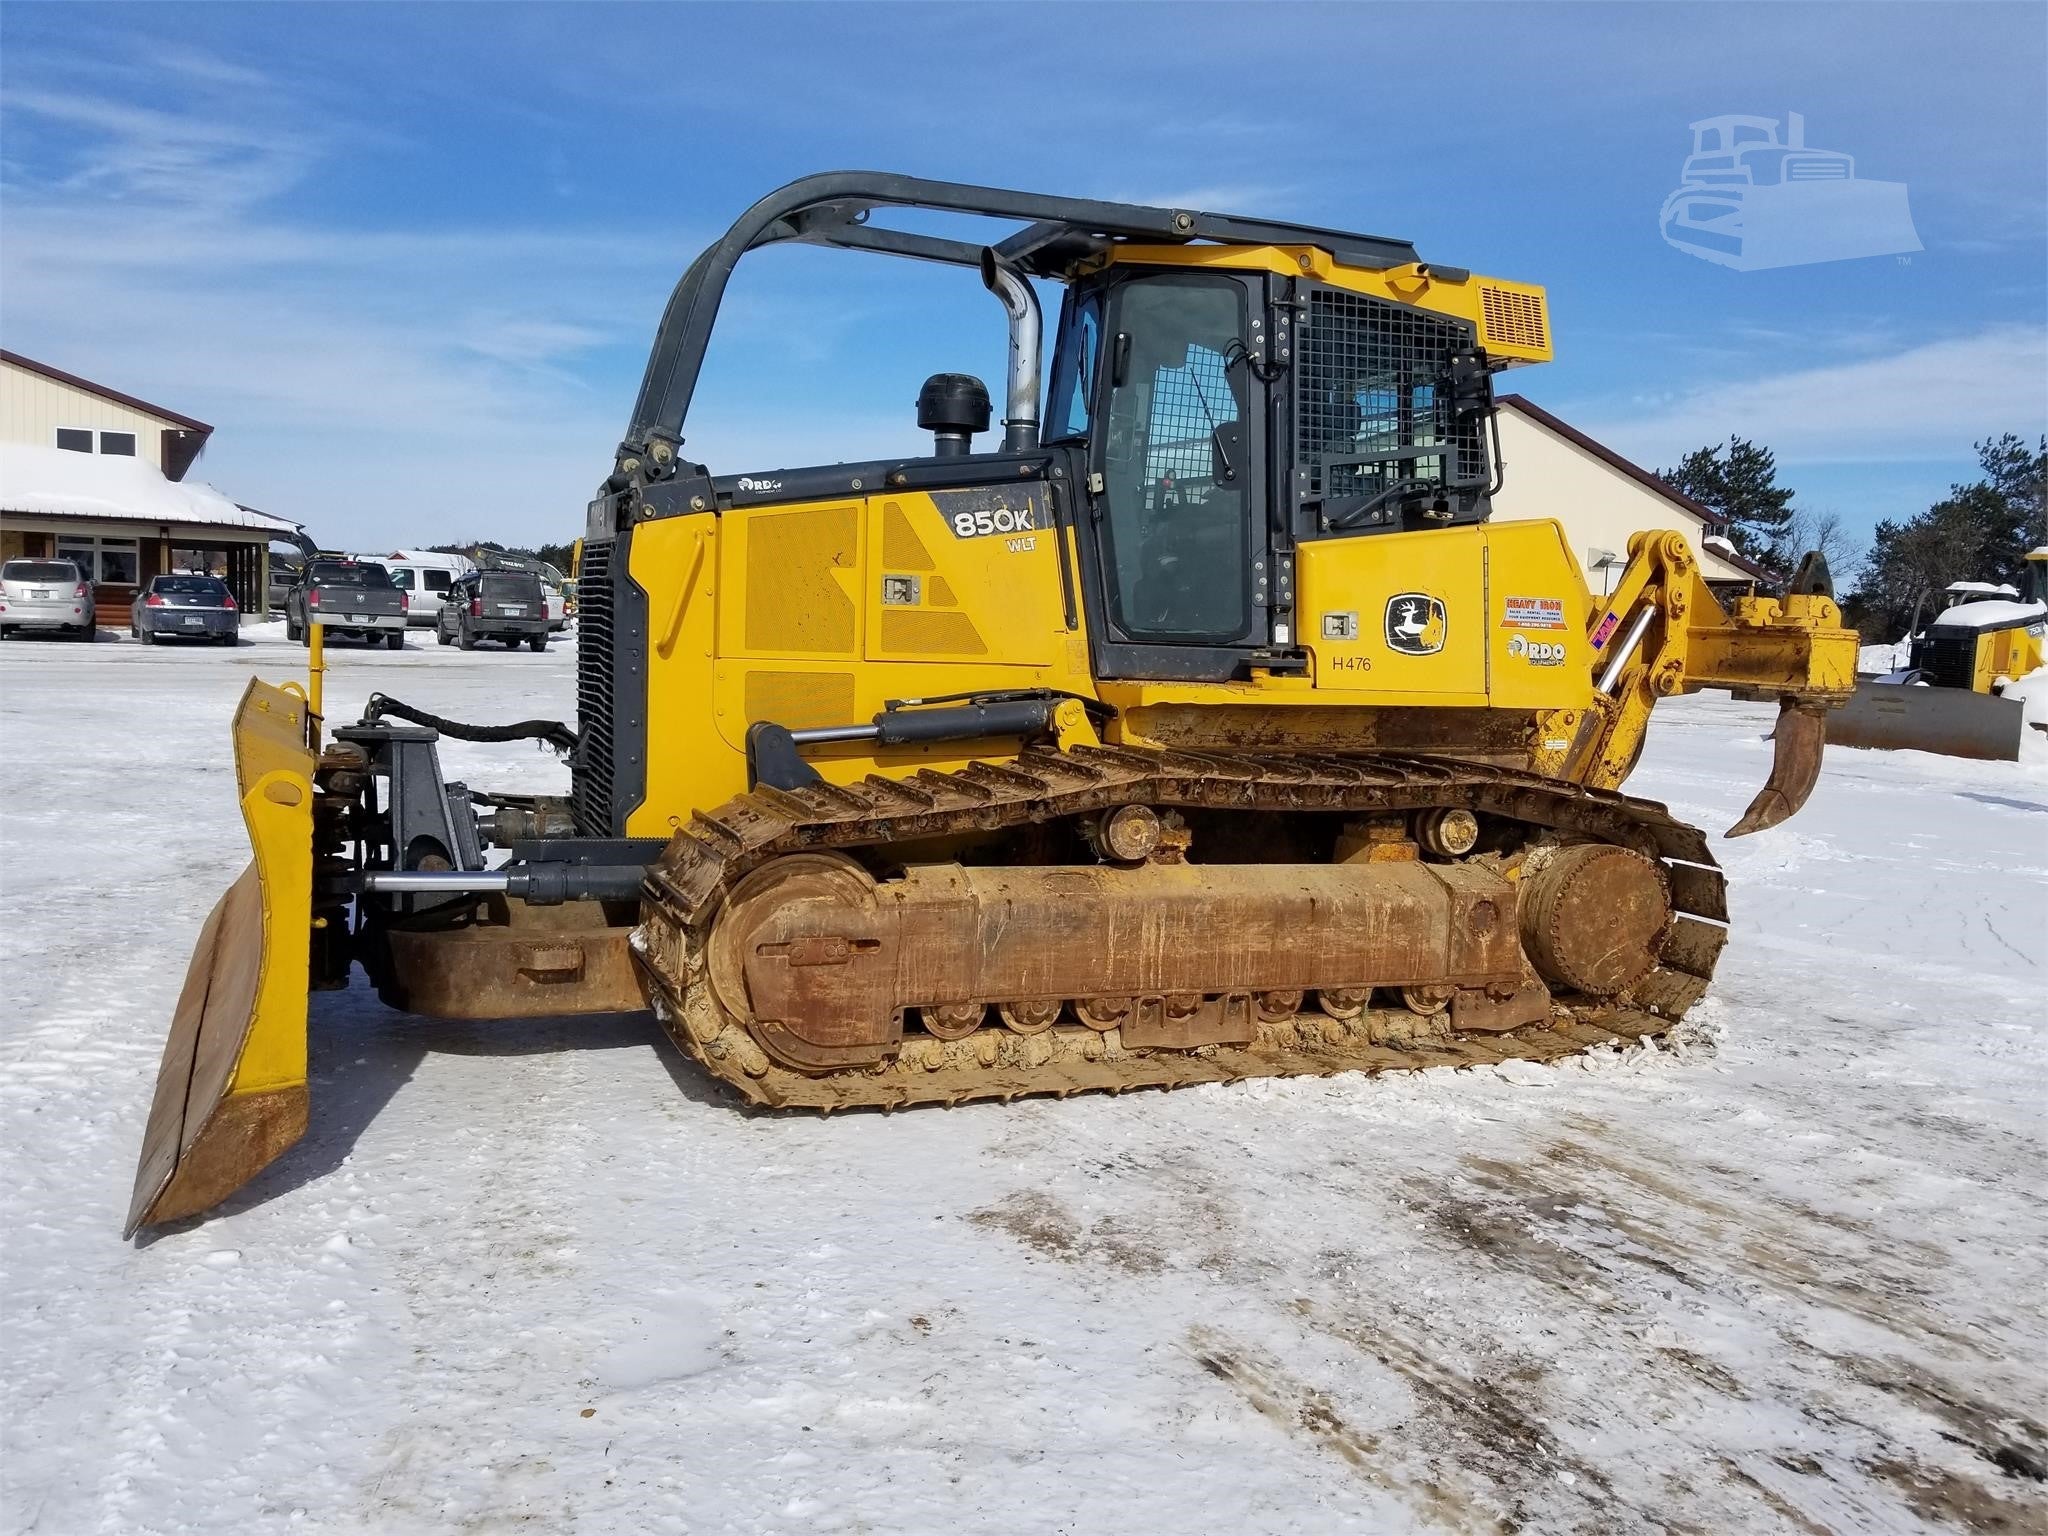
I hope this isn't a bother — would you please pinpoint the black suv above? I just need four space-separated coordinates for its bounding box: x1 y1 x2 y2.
437 571 550 651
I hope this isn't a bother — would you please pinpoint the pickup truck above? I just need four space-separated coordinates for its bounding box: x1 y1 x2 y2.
285 558 409 648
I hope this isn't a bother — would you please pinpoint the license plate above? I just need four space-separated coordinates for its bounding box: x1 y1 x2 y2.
183 615 203 626
499 605 525 615
347 614 367 624
30 590 50 600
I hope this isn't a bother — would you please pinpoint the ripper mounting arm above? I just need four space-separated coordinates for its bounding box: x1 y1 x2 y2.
1564 531 1859 835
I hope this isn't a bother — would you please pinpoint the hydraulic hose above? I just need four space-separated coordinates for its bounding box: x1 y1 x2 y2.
362 693 578 756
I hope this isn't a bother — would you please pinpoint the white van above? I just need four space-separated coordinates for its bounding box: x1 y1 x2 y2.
382 550 476 627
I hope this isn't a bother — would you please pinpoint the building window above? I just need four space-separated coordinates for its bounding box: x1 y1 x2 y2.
99 431 137 456
56 428 93 453
101 539 139 584
55 535 141 586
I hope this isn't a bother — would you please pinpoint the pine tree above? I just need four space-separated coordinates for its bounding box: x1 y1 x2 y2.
1658 437 1797 569
1849 435 2047 639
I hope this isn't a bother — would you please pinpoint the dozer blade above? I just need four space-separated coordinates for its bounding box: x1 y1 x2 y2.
1826 681 2026 763
1726 697 1829 837
127 681 316 1235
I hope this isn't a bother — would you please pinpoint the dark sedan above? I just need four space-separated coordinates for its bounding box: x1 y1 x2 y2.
131 574 241 645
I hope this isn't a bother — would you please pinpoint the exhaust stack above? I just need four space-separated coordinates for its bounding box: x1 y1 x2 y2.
980 249 1041 453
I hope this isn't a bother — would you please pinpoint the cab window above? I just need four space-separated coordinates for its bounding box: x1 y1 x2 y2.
1097 278 1250 642
1044 293 1101 442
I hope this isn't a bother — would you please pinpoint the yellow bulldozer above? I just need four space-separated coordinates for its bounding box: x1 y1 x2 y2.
129 174 1859 1232
1831 547 2045 760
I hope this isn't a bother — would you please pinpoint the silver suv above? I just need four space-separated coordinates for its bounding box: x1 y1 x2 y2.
0 559 97 641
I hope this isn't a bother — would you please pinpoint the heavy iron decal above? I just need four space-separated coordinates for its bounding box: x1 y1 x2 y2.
1384 593 1447 656
1502 595 1566 630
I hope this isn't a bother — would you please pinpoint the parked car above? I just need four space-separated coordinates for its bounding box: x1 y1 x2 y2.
267 556 301 613
131 573 240 645
385 551 475 627
285 558 408 648
437 570 550 651
474 553 569 630
0 558 96 641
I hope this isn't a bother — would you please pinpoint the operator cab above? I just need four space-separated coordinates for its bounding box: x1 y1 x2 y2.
592 173 1549 764
1042 259 1503 668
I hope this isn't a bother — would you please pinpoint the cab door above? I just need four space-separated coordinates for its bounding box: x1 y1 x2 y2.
1081 272 1273 680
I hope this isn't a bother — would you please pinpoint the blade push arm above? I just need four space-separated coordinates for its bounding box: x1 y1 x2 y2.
1565 532 1858 834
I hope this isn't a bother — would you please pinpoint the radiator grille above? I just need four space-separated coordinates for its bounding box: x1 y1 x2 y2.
1913 632 1977 690
573 536 616 835
1297 288 1487 503
1479 284 1549 353
744 669 857 730
747 505 858 654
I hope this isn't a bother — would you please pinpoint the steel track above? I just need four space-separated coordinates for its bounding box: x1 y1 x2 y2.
636 745 1729 1110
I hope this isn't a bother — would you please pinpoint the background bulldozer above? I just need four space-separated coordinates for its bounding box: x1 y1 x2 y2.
130 174 1858 1233
1832 548 2045 761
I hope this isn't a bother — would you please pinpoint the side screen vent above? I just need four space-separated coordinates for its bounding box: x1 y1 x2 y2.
1479 284 1549 354
1295 288 1488 518
744 669 857 730
746 505 859 655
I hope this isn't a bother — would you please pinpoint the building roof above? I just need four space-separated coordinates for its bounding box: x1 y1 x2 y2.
1702 533 1776 583
0 350 214 436
0 442 298 537
1497 395 1717 525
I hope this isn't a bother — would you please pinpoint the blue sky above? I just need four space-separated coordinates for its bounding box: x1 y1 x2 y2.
3 2 2043 566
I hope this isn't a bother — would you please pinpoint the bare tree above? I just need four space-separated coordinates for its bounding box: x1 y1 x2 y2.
1785 506 1863 589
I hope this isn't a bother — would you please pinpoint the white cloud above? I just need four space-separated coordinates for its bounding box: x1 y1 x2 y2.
1576 326 2048 467
0 41 1015 550
0 49 691 549
1102 183 1294 215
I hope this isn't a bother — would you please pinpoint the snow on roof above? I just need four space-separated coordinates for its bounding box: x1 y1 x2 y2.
1944 580 2018 598
0 442 297 536
1932 597 2047 630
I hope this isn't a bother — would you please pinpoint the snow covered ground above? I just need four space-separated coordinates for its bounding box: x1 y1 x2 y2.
2 623 2043 1535
1859 640 1912 676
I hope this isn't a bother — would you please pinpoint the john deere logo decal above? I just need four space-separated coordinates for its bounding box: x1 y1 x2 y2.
1384 593 1447 655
